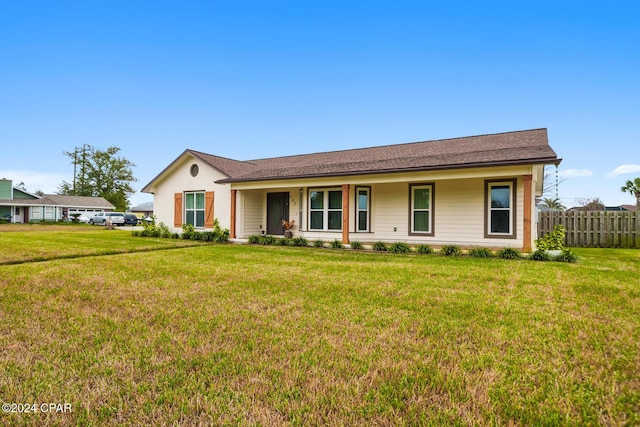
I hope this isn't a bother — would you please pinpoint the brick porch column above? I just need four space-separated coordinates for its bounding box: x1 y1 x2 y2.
342 184 349 244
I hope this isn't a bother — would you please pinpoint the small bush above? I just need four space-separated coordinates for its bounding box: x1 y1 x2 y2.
530 249 551 261
291 237 308 247
416 244 433 254
277 238 292 246
535 224 566 251
181 224 195 240
171 233 181 239
372 241 388 252
313 239 325 248
259 235 276 245
330 239 344 249
440 244 461 256
469 247 493 258
555 248 578 263
388 242 411 254
248 235 261 244
350 241 364 250
497 247 521 259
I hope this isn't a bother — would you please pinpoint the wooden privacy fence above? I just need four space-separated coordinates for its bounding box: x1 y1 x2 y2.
538 211 640 248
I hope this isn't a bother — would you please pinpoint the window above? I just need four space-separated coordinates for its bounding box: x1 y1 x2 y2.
309 188 342 231
410 184 434 235
185 191 205 228
32 206 42 220
190 164 199 177
486 180 515 238
356 187 370 232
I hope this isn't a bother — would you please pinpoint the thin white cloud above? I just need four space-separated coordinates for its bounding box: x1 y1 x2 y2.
558 169 593 179
0 170 71 194
607 164 640 177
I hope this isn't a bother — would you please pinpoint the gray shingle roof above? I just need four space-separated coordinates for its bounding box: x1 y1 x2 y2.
0 194 114 209
210 128 559 183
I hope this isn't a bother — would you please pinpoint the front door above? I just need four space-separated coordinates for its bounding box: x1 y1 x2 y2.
266 192 289 235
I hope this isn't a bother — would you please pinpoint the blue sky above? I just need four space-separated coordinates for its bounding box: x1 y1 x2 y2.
1 1 638 208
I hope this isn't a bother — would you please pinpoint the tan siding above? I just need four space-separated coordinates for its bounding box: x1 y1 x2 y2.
241 190 264 237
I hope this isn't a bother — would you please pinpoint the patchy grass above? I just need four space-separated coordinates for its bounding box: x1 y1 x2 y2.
0 224 201 264
0 233 638 425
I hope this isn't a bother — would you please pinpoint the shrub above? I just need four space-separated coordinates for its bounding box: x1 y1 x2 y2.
248 235 261 244
535 224 566 251
530 249 551 261
555 248 578 263
469 247 493 258
277 238 292 246
388 242 411 254
181 224 195 240
350 241 364 250
440 244 461 256
330 239 344 249
291 237 309 247
497 247 521 259
416 244 433 254
372 241 388 252
259 235 276 245
313 239 325 248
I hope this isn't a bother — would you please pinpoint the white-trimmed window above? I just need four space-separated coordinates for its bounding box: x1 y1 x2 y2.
356 187 370 232
44 206 55 220
185 192 205 228
410 184 434 235
309 188 342 231
486 180 515 237
31 206 42 220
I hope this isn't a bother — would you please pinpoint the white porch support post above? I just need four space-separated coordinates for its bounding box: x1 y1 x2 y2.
523 174 533 252
230 189 237 239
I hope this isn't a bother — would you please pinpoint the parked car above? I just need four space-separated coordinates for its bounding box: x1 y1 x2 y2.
123 213 140 226
89 212 125 226
77 215 91 224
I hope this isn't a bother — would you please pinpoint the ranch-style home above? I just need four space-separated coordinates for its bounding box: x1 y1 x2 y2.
0 178 114 222
142 128 560 251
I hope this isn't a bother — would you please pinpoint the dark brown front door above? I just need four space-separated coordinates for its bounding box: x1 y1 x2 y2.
266 192 289 235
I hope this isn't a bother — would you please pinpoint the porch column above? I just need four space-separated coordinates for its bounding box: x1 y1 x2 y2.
342 184 349 244
523 174 533 252
230 189 237 239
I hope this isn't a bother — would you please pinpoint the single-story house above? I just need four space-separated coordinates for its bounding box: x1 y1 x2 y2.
142 128 560 251
0 179 114 222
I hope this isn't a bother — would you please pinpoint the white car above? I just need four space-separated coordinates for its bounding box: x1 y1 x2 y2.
89 212 125 226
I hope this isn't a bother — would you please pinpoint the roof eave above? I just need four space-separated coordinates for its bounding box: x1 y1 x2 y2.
216 157 562 184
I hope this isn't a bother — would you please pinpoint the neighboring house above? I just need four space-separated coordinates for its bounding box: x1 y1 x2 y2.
0 179 114 222
142 128 560 251
605 205 637 212
130 201 154 218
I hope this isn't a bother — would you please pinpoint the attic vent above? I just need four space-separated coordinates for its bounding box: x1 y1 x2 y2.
190 164 199 177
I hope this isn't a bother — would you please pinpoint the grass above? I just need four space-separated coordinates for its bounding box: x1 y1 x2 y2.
0 226 639 425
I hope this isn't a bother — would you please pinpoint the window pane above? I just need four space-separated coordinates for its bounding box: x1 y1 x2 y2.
310 211 323 229
196 211 205 228
328 191 342 209
185 193 194 209
413 188 430 209
491 186 510 208
413 211 430 232
358 211 367 231
195 192 205 209
310 191 324 209
491 211 510 233
358 190 368 210
186 211 194 226
328 211 342 230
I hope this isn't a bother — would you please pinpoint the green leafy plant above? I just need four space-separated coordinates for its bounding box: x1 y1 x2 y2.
416 244 433 254
259 235 276 245
440 244 461 256
530 249 551 261
181 223 195 240
555 248 578 263
388 242 411 254
277 237 292 246
291 237 308 247
248 235 261 244
313 239 325 248
330 239 344 249
535 224 566 251
350 241 364 250
497 247 521 259
372 241 388 252
469 247 493 258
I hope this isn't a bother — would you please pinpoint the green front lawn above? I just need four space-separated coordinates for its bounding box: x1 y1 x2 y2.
0 228 638 425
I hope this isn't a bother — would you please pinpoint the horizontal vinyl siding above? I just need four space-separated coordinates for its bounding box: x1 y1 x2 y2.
242 190 264 237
